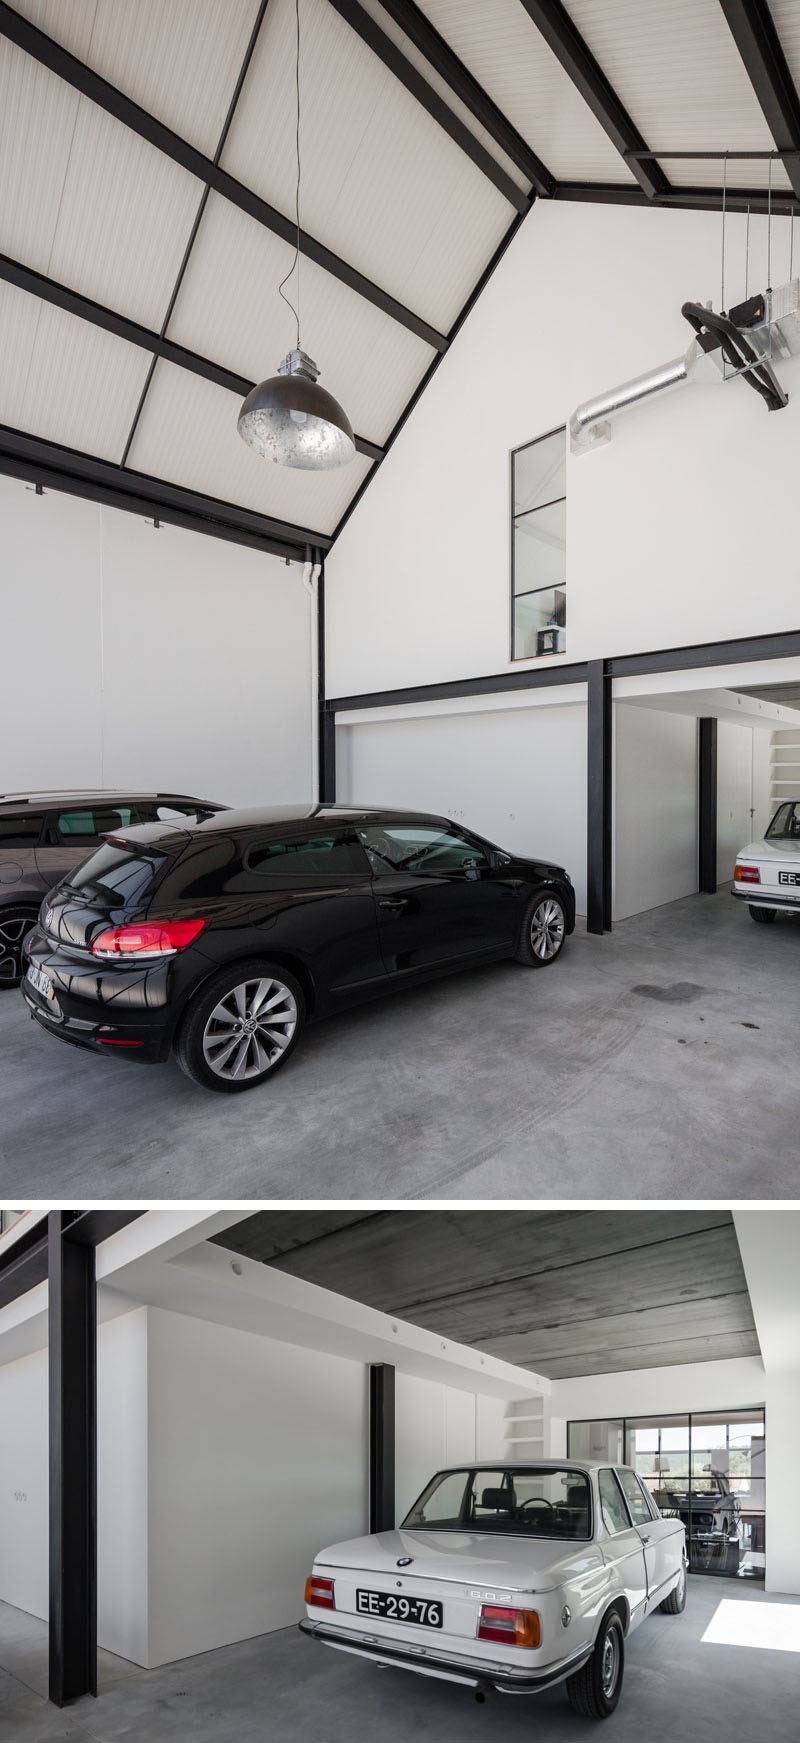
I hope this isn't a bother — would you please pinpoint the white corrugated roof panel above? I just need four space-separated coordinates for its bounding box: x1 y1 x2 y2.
220 0 514 334
126 360 374 535
418 0 636 184
166 194 436 448
0 39 205 328
0 279 152 459
568 0 792 192
6 0 263 158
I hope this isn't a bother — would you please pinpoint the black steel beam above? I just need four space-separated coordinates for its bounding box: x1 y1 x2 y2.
0 1219 49 1309
327 0 531 212
698 718 718 895
320 706 337 803
61 1211 143 1249
720 0 800 202
317 557 329 805
587 661 612 935
0 254 383 465
554 179 799 213
0 0 446 354
328 659 589 713
0 426 331 560
48 1211 97 1707
608 627 800 677
518 1 670 200
373 0 555 195
369 1363 395 1533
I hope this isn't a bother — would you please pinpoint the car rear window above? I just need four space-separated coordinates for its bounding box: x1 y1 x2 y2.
766 801 800 839
403 1467 591 1540
0 813 43 848
66 842 167 908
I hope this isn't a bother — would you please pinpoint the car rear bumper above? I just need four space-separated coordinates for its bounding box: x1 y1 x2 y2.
22 979 170 1062
732 886 800 913
21 931 173 1062
298 1619 590 1695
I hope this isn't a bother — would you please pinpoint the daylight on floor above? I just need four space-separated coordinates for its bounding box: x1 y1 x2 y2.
1 1 799 1738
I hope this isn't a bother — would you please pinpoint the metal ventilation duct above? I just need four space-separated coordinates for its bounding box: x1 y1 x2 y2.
570 279 800 454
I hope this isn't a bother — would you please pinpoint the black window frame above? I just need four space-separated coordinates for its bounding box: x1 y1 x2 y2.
510 424 567 664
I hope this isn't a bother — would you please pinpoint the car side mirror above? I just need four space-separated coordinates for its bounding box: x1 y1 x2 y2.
492 851 511 867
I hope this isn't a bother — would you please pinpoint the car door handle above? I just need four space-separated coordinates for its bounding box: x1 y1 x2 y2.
379 896 410 913
640 1534 651 1543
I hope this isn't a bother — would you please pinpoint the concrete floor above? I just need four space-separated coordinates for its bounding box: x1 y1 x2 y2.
1 889 798 1199
2 1577 797 1742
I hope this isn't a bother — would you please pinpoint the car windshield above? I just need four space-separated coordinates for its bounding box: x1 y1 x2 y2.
401 1467 591 1540
65 841 168 908
766 801 800 839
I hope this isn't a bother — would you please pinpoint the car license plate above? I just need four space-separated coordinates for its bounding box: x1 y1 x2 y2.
27 962 55 1001
356 1589 442 1628
778 871 800 884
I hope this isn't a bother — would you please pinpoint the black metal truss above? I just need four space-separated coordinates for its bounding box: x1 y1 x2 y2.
555 180 800 215
721 0 800 202
374 0 555 195
0 0 447 354
0 254 383 466
518 0 670 201
327 0 531 212
0 425 331 560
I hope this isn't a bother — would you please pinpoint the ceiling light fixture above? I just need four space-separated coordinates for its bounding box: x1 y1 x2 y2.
237 0 355 470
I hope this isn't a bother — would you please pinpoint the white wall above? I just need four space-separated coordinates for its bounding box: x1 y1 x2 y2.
717 721 774 880
97 1309 149 1665
395 1374 510 1522
339 697 588 910
145 1307 368 1667
763 1369 800 1597
327 199 800 697
614 704 697 920
0 1347 47 1620
0 475 312 805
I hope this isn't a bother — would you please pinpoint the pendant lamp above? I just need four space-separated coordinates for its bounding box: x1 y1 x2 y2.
237 0 355 470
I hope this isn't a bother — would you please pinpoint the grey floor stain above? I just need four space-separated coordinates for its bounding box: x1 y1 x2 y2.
631 982 705 1003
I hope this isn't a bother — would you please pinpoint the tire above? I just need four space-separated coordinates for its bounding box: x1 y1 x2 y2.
565 1610 624 1720
515 888 567 967
174 960 305 1093
0 907 39 990
660 1554 687 1614
749 905 776 923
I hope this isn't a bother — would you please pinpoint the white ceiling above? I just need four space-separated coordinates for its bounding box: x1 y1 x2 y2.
1 0 799 547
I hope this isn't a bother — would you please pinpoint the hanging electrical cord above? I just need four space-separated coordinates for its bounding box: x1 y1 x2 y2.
277 0 302 349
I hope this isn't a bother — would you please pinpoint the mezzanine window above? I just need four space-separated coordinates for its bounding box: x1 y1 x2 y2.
511 426 566 660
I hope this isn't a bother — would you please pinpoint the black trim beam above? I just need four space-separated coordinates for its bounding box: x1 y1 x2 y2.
327 0 531 212
554 180 799 214
0 254 383 465
369 1363 395 1533
372 0 554 196
587 660 612 936
328 659 588 713
720 1 800 202
608 627 800 677
0 1 446 355
48 1211 97 1708
698 718 718 895
0 426 332 560
317 557 332 804
518 1 670 200
0 1219 49 1309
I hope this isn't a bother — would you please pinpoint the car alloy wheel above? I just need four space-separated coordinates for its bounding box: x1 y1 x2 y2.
530 896 565 962
201 976 298 1082
0 909 36 988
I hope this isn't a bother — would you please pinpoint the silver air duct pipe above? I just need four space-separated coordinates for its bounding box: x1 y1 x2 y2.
570 342 715 454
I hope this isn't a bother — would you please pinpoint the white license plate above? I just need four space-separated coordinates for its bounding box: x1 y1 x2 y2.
356 1589 442 1627
27 962 55 1001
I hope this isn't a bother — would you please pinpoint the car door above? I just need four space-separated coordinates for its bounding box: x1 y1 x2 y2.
35 802 139 890
356 820 520 975
234 828 387 997
614 1467 681 1602
596 1469 648 1622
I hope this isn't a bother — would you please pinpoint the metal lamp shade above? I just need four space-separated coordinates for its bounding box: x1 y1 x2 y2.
237 348 356 470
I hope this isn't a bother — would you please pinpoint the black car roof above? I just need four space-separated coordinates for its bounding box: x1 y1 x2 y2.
102 804 461 851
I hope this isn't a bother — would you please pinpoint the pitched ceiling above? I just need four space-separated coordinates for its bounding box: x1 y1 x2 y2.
1 0 799 557
211 1208 761 1378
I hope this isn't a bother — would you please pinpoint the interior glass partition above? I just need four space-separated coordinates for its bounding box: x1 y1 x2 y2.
567 1408 765 1581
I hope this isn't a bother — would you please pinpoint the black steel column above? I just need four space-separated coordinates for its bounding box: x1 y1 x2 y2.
587 659 612 934
698 717 718 894
316 552 328 804
369 1363 395 1533
48 1212 97 1707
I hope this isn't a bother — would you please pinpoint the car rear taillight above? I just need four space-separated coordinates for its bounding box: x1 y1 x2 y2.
477 1605 540 1648
734 865 761 884
91 918 206 959
305 1575 335 1610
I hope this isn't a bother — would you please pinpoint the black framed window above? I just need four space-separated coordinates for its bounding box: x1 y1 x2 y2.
511 426 566 660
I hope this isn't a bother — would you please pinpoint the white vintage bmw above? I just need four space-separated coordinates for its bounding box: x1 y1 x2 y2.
300 1460 687 1720
733 799 800 922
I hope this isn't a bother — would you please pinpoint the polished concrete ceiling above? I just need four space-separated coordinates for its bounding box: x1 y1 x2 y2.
211 1209 760 1378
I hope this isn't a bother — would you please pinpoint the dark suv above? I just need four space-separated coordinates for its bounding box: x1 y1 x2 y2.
0 791 224 987
21 804 575 1093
